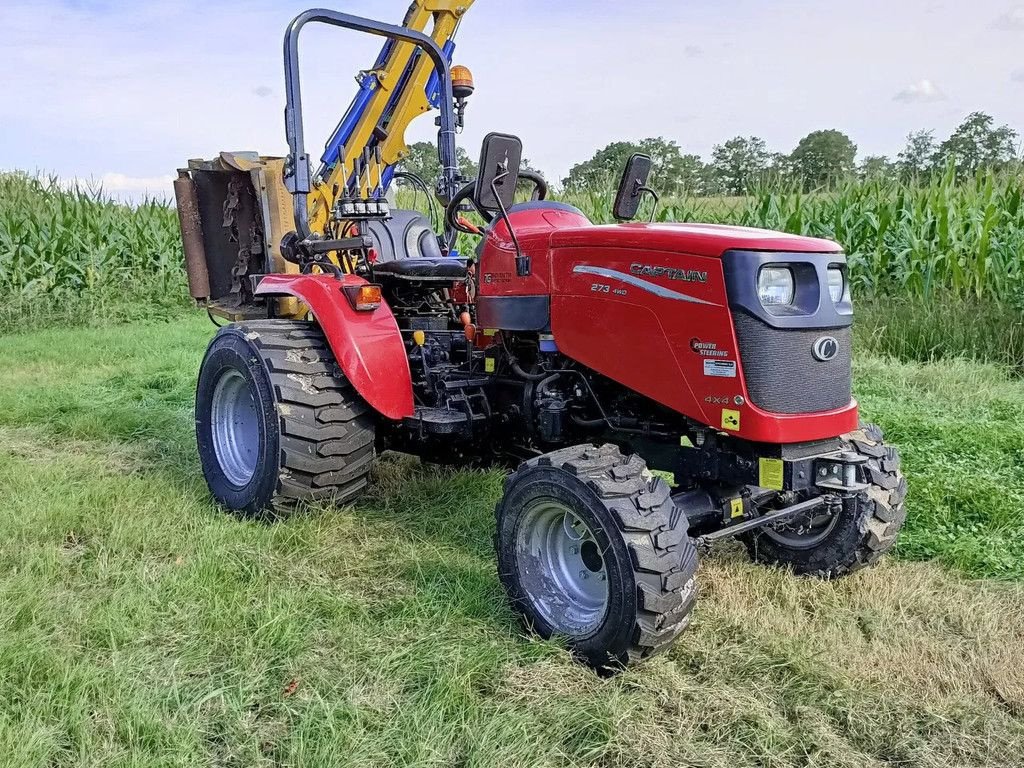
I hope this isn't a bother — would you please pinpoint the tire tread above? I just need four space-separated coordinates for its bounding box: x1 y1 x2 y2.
500 443 699 667
235 320 375 512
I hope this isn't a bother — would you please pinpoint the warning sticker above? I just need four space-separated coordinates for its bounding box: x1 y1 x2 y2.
721 409 741 431
704 360 737 378
759 458 785 490
730 497 744 519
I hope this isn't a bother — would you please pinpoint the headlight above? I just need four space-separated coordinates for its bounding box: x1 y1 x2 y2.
827 267 845 303
757 266 794 306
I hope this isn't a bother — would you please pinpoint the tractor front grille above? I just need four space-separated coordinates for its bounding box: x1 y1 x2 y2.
732 312 852 414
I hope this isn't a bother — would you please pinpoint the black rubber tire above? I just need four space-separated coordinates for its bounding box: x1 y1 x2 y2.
743 423 908 578
495 444 699 669
195 320 375 517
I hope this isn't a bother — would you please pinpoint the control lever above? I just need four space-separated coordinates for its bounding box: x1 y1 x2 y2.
331 145 392 221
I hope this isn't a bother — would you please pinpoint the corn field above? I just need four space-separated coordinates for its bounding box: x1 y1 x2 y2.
566 166 1024 304
2 168 1023 305
0 172 182 299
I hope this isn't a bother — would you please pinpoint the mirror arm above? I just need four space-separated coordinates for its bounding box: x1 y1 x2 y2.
490 170 529 276
638 185 660 223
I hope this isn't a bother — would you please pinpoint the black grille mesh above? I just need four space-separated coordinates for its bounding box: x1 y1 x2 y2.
732 313 852 414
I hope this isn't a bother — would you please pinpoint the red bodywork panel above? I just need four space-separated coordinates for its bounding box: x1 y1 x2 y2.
550 222 842 257
479 210 858 444
255 273 414 420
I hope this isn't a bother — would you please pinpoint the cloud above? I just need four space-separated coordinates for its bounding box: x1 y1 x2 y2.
4 0 1023 188
252 85 273 98
992 7 1024 29
98 172 175 194
893 79 946 103
1013 68 1024 83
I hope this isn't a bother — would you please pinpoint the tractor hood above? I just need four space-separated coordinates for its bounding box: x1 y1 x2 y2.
549 222 842 260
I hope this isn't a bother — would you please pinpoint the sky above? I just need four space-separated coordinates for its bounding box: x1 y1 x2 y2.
1 0 1023 199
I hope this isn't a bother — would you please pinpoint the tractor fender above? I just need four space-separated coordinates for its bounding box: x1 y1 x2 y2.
254 273 414 420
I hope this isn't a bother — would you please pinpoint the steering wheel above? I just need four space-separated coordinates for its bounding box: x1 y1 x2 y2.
445 182 489 235
445 172 549 236
518 171 549 202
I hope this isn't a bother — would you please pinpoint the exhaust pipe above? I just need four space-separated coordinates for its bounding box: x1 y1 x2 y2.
173 170 211 301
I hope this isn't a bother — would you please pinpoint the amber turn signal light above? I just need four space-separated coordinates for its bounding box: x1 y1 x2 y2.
451 65 475 99
343 283 383 311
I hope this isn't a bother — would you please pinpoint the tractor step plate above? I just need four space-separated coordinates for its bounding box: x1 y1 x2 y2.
403 405 485 436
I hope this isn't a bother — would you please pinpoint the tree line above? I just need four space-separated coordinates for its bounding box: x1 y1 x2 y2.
565 112 1021 196
397 111 1020 197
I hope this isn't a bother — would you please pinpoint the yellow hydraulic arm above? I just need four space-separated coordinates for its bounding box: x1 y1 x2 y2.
306 0 475 237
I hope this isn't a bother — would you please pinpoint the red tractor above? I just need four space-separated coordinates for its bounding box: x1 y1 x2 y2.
176 6 907 668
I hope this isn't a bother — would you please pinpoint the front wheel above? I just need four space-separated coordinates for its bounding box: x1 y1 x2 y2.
743 423 908 578
495 444 698 669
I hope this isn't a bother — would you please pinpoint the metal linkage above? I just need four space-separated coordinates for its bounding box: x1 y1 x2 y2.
693 495 838 550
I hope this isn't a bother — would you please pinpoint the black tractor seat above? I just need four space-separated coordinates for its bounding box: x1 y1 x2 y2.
372 257 468 281
364 209 469 281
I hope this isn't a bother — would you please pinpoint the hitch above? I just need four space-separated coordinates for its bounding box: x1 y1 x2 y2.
814 451 869 492
693 495 839 551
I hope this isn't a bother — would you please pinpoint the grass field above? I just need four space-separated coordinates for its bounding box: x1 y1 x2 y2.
2 316 1023 767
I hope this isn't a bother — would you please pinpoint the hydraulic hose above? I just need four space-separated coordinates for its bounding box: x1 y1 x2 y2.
510 358 549 381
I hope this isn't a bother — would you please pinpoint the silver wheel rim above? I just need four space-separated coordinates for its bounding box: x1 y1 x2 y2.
210 368 260 487
516 499 609 636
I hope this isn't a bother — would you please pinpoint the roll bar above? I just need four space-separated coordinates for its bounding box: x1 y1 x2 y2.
282 8 460 240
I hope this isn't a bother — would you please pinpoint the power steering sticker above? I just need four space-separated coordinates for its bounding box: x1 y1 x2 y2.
690 338 729 358
704 359 737 378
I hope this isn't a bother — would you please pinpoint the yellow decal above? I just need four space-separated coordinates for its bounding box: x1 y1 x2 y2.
721 409 741 431
483 328 497 337
679 435 694 448
484 358 496 373
730 497 744 519
759 458 785 490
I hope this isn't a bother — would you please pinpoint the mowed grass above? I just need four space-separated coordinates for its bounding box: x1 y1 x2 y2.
1 317 1024 767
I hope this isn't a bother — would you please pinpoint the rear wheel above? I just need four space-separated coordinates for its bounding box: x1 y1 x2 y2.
743 423 907 578
495 444 698 669
195 320 375 517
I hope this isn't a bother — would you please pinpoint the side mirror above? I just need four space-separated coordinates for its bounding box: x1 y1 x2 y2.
474 132 522 213
613 153 654 221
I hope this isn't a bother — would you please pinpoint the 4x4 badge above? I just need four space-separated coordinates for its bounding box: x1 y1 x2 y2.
813 336 839 362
